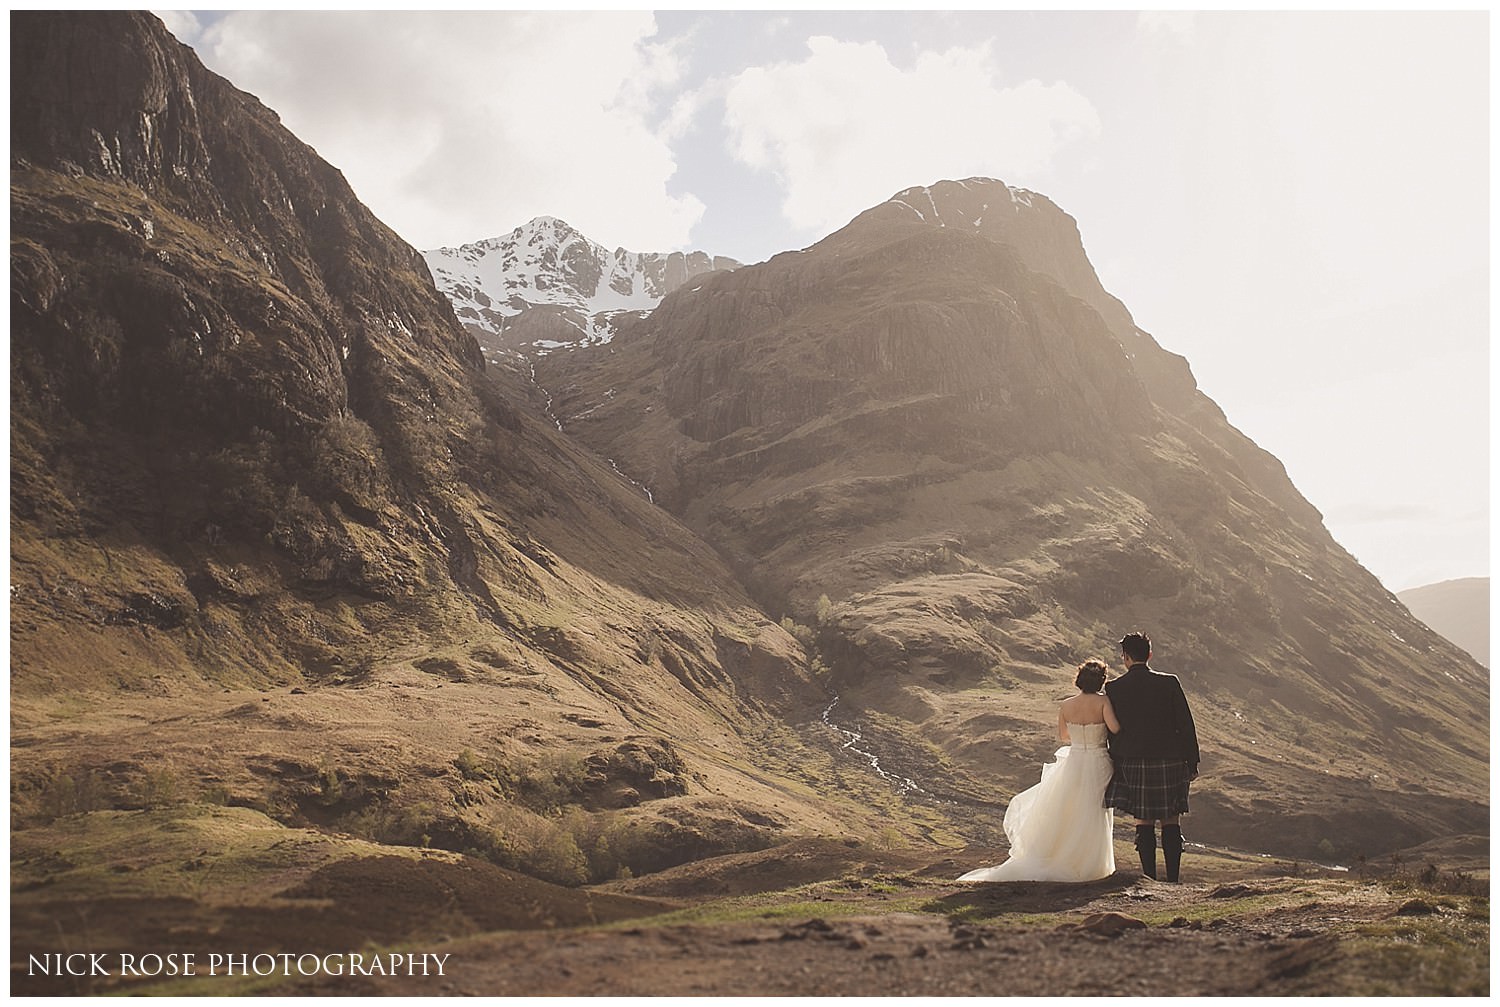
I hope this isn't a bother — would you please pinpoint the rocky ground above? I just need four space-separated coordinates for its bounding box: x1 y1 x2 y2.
18 824 1485 998
289 848 1488 997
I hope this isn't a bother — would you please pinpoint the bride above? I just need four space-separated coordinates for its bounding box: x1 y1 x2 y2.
959 660 1119 882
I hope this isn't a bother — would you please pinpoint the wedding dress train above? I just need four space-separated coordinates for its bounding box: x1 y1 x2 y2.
959 721 1115 882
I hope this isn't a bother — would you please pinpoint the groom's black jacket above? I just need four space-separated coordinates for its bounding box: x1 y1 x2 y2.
1105 663 1200 770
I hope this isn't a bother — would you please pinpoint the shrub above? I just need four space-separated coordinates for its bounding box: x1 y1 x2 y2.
335 801 437 849
313 758 348 807
815 594 834 625
454 748 486 781
32 766 110 821
472 749 591 813
133 768 182 809
488 803 589 886
561 809 660 882
780 617 815 649
199 783 234 806
312 413 390 507
513 752 589 813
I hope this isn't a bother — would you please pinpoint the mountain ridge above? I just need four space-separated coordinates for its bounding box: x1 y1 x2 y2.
532 174 1487 859
1398 576 1489 667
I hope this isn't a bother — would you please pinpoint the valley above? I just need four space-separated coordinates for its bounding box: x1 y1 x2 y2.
8 12 1487 997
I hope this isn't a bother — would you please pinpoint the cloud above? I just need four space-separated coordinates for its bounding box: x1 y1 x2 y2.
1324 502 1441 526
182 11 702 250
721 36 1100 235
1136 12 1196 45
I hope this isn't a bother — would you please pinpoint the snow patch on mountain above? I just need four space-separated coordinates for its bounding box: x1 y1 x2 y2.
890 198 924 221
423 217 740 354
886 178 1041 232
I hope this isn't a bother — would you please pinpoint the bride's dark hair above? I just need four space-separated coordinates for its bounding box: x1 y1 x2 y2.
1075 660 1108 694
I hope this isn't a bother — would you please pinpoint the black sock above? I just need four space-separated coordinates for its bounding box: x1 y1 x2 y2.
1134 824 1157 879
1162 825 1184 882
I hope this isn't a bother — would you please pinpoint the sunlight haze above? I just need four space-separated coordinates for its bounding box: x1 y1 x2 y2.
159 8 1489 594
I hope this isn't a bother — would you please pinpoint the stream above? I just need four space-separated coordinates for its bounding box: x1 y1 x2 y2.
821 696 925 796
523 353 655 504
525 358 564 432
605 457 655 504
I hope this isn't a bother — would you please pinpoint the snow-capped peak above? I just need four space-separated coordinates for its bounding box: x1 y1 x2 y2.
423 219 740 352
884 178 1040 230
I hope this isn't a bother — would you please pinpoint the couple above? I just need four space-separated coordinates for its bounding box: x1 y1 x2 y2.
960 631 1200 884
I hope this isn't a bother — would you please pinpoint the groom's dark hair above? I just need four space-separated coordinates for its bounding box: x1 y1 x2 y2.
1120 632 1151 662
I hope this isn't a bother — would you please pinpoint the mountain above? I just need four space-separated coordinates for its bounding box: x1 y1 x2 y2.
9 10 861 919
9 13 1486 994
423 217 740 358
1399 577 1489 667
534 177 1489 860
8 12 1485 957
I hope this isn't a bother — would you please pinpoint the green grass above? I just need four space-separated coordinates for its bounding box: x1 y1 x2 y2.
655 894 935 928
1124 889 1313 927
1338 913 1490 995
11 804 456 903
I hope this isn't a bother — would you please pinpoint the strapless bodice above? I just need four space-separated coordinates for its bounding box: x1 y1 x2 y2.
1067 722 1110 750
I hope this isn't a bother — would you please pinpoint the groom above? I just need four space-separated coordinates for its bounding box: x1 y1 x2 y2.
1104 631 1200 882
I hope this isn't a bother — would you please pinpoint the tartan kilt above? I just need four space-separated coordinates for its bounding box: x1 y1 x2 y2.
1105 758 1192 820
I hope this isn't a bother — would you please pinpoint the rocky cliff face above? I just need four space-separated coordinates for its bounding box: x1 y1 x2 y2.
538 177 1489 859
424 216 740 358
10 11 847 890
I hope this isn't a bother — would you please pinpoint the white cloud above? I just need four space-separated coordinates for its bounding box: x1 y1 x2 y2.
185 11 702 250
721 36 1100 234
662 77 725 145
1136 11 1196 46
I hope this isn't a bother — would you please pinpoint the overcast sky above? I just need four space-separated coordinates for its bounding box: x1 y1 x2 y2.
157 10 1489 594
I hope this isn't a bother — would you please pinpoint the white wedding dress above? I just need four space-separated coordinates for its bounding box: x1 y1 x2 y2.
959 722 1115 882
